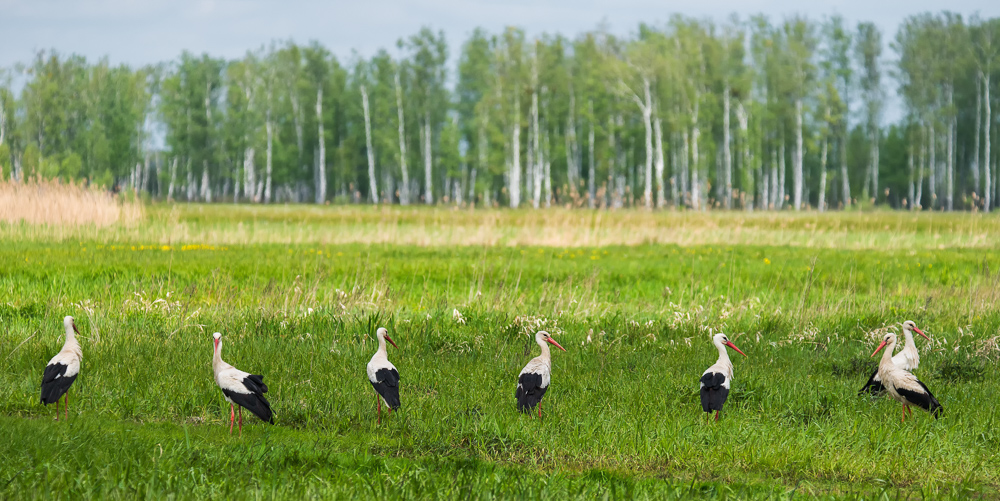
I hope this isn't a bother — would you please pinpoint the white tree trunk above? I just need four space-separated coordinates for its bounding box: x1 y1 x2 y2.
566 88 579 196
186 159 195 201
531 92 541 208
201 161 212 202
973 73 982 203
691 101 701 211
316 87 326 204
361 85 379 203
654 114 665 209
265 108 273 204
769 149 778 210
244 147 255 202
588 101 595 208
916 123 925 209
635 77 654 209
394 72 410 205
474 117 486 205
736 102 752 212
290 91 304 173
723 84 732 209
510 93 521 208
819 135 828 212
778 141 786 210
871 129 880 205
168 157 177 200
793 99 803 211
946 111 954 211
543 131 552 207
986 72 993 212
928 122 936 209
681 129 690 207
424 112 433 204
907 140 914 209
841 133 851 208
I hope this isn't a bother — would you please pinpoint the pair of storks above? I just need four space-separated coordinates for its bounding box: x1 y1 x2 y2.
38 317 276 433
699 320 943 422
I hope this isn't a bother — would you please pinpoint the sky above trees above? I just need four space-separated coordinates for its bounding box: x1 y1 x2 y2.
4 0 998 69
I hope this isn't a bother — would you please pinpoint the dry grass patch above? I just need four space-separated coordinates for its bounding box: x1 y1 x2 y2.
0 178 143 227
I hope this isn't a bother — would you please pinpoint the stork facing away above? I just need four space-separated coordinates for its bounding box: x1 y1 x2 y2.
515 330 566 418
700 333 747 422
859 320 929 395
871 332 943 421
212 332 274 434
40 316 83 420
367 327 400 424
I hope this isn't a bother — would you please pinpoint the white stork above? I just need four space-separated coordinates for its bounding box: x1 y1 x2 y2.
859 320 929 395
212 332 274 434
700 333 747 422
871 332 943 421
367 327 400 424
40 316 83 420
515 330 566 418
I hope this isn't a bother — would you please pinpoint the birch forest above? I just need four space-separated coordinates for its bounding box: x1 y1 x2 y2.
3 13 1000 211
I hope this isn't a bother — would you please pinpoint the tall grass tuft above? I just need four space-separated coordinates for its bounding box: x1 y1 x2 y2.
0 177 143 227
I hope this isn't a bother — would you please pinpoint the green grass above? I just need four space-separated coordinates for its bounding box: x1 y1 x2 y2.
1 206 999 499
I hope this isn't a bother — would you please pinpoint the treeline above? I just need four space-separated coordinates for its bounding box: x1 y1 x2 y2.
1 12 999 211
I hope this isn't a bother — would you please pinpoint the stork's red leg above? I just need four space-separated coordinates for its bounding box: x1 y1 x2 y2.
901 404 906 423
715 410 720 422
238 407 243 436
229 404 235 434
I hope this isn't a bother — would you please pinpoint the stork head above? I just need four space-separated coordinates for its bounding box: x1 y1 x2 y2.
871 333 898 357
713 332 746 357
902 320 929 340
213 332 221 352
536 330 566 352
377 327 398 350
63 316 80 336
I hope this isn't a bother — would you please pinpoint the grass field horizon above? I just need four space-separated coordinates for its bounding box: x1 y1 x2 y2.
2 205 999 499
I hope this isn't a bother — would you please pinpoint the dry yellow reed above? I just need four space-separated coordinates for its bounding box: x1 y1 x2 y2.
0 178 143 227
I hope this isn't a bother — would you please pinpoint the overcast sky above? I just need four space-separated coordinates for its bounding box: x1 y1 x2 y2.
3 0 1000 123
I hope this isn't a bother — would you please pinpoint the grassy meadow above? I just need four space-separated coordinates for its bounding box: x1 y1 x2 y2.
1 204 1000 499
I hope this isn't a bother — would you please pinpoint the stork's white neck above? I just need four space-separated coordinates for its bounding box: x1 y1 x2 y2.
61 323 79 353
377 336 387 356
213 339 225 374
536 337 551 360
901 327 916 351
714 339 732 366
879 339 897 369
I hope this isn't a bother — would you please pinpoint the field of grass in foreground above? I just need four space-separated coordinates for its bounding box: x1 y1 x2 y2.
1 206 999 499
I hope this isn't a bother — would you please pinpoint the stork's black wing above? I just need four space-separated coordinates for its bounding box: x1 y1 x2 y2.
40 363 76 405
699 372 729 413
371 368 401 410
223 375 274 424
896 380 943 418
515 372 547 413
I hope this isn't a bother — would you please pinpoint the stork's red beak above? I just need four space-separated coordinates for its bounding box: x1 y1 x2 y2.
871 340 887 357
725 341 747 357
72 323 80 335
913 327 929 340
214 338 219 351
385 335 398 350
546 337 566 352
